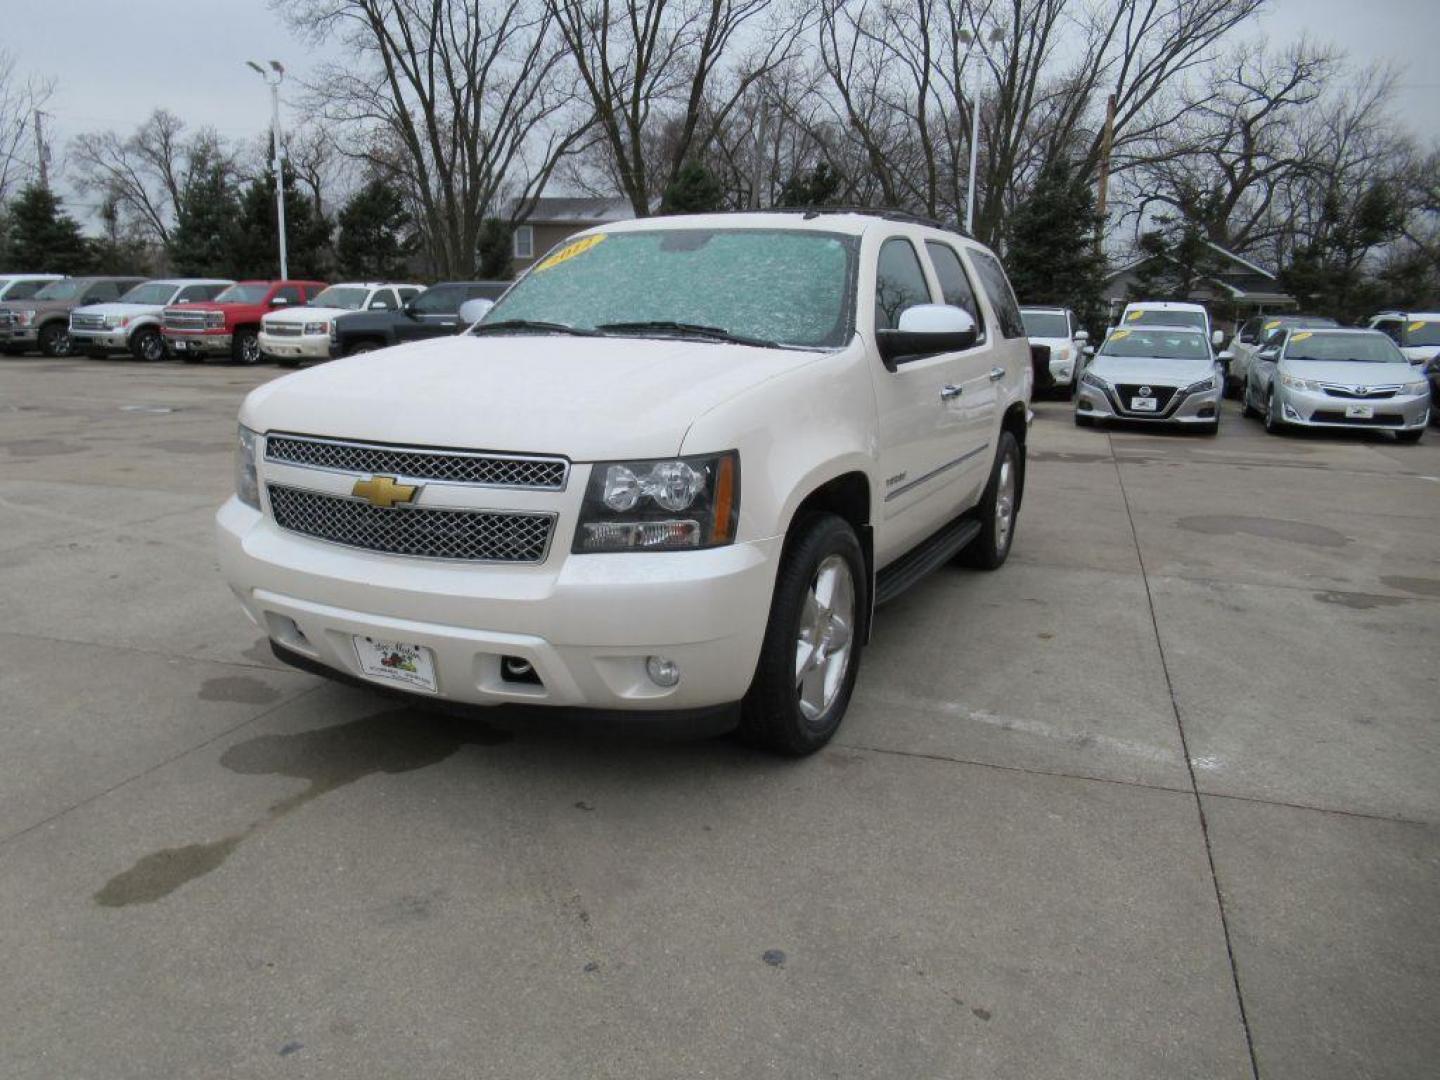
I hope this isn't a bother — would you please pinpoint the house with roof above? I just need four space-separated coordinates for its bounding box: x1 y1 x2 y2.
509 197 640 274
1104 241 1297 328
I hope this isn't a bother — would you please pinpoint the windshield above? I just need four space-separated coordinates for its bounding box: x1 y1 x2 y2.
485 228 859 348
214 284 269 304
1100 328 1210 360
1403 319 1440 347
1123 308 1207 331
1021 311 1069 338
1285 331 1405 364
119 282 179 305
35 280 84 301
310 286 370 310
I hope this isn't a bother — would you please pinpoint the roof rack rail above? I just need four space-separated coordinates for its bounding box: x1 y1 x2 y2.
716 205 972 239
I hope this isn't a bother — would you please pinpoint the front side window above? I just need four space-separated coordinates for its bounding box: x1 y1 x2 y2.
926 241 984 338
1284 331 1405 364
968 250 1025 338
370 289 399 310
514 225 534 260
215 284 269 304
397 287 422 304
1099 328 1210 361
119 282 179 305
411 285 465 315
488 228 859 348
35 280 83 300
874 238 932 331
310 286 370 310
178 284 225 302
274 286 303 305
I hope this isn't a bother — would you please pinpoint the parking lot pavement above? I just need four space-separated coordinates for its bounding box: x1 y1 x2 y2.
1 357 1436 1079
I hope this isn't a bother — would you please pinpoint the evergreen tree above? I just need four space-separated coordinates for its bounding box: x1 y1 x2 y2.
1278 184 1405 321
336 178 419 279
778 162 843 208
662 161 724 213
1003 161 1107 328
477 217 514 279
231 169 332 280
6 184 91 273
169 160 241 277
88 196 152 275
1125 217 1213 304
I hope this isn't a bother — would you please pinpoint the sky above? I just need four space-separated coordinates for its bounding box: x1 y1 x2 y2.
4 0 1438 229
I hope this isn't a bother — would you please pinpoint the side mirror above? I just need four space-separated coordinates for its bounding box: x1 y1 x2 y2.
458 298 495 325
876 304 977 369
1073 329 1088 343
1211 329 1224 347
1217 350 1234 363
402 301 418 317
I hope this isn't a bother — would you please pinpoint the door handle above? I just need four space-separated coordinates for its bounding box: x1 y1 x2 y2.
989 367 1006 382
939 384 963 400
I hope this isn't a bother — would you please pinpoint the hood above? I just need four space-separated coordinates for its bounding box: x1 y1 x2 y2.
1282 358 1418 385
73 302 165 319
1029 335 1076 351
242 332 825 460
1089 354 1216 387
263 306 352 326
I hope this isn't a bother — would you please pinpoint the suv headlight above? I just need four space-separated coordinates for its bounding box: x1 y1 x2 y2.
14 309 36 326
205 311 226 329
304 320 329 335
575 452 739 552
1281 374 1322 391
1081 371 1109 390
1183 376 1216 394
235 425 260 509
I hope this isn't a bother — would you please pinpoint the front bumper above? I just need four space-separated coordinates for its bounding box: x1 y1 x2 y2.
216 497 778 712
1275 386 1429 430
0 326 38 347
258 331 332 360
1074 380 1221 424
164 331 232 357
1048 354 1076 385
69 330 130 351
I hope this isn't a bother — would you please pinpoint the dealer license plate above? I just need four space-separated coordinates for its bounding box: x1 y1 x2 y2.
1130 396 1158 412
352 636 438 692
1345 403 1374 419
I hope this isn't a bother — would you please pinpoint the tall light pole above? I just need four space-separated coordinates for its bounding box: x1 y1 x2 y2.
246 60 289 279
960 27 1005 236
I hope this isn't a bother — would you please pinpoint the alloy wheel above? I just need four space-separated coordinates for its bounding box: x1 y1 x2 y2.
995 452 1017 554
795 554 855 723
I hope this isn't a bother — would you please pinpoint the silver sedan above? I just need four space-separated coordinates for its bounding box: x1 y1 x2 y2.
1075 325 1224 434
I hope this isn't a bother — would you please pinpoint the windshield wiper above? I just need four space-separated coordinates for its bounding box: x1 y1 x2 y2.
470 319 600 337
596 320 780 348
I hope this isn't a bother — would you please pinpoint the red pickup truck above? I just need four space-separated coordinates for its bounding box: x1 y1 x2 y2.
163 279 327 364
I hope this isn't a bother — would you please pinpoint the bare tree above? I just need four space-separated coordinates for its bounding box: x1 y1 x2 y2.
277 0 593 276
70 110 231 246
0 50 54 206
548 0 808 216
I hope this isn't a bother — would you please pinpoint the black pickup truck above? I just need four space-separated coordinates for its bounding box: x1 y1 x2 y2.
324 280 509 362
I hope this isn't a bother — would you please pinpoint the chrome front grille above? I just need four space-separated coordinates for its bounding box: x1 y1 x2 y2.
266 434 569 490
266 323 304 337
267 484 555 562
71 312 106 331
164 309 207 331
1321 383 1400 400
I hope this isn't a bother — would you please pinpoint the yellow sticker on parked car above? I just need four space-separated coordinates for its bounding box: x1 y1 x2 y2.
1264 320 1281 330
1291 331 1313 342
1126 310 1144 321
1110 329 1131 340
535 234 606 272
1409 320 1429 332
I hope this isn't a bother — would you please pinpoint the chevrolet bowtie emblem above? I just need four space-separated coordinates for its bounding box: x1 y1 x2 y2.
352 475 421 508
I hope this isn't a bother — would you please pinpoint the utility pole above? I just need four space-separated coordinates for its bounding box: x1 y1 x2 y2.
1094 92 1117 253
246 60 289 279
960 27 1005 237
33 109 49 191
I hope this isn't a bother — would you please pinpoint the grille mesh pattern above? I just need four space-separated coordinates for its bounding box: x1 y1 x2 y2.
71 313 106 331
1322 385 1399 400
266 435 567 490
1114 383 1179 415
266 324 304 337
268 484 554 561
164 309 208 330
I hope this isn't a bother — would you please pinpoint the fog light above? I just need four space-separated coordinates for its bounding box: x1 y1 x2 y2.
646 656 681 688
1077 399 1093 411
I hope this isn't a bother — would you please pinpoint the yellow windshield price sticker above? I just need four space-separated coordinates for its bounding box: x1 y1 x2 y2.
1264 320 1281 330
1409 320 1428 332
1291 331 1313 342
1126 310 1144 322
535 234 606 273
1110 329 1132 340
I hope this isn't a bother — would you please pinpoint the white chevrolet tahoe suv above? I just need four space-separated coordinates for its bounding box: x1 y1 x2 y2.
217 211 1032 754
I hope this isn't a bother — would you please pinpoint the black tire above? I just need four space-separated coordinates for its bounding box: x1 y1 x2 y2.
739 513 866 756
346 341 380 356
130 327 165 362
232 328 261 365
38 322 71 357
960 430 1022 570
1 346 23 356
1241 381 1260 418
1396 429 1424 444
1264 389 1284 435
